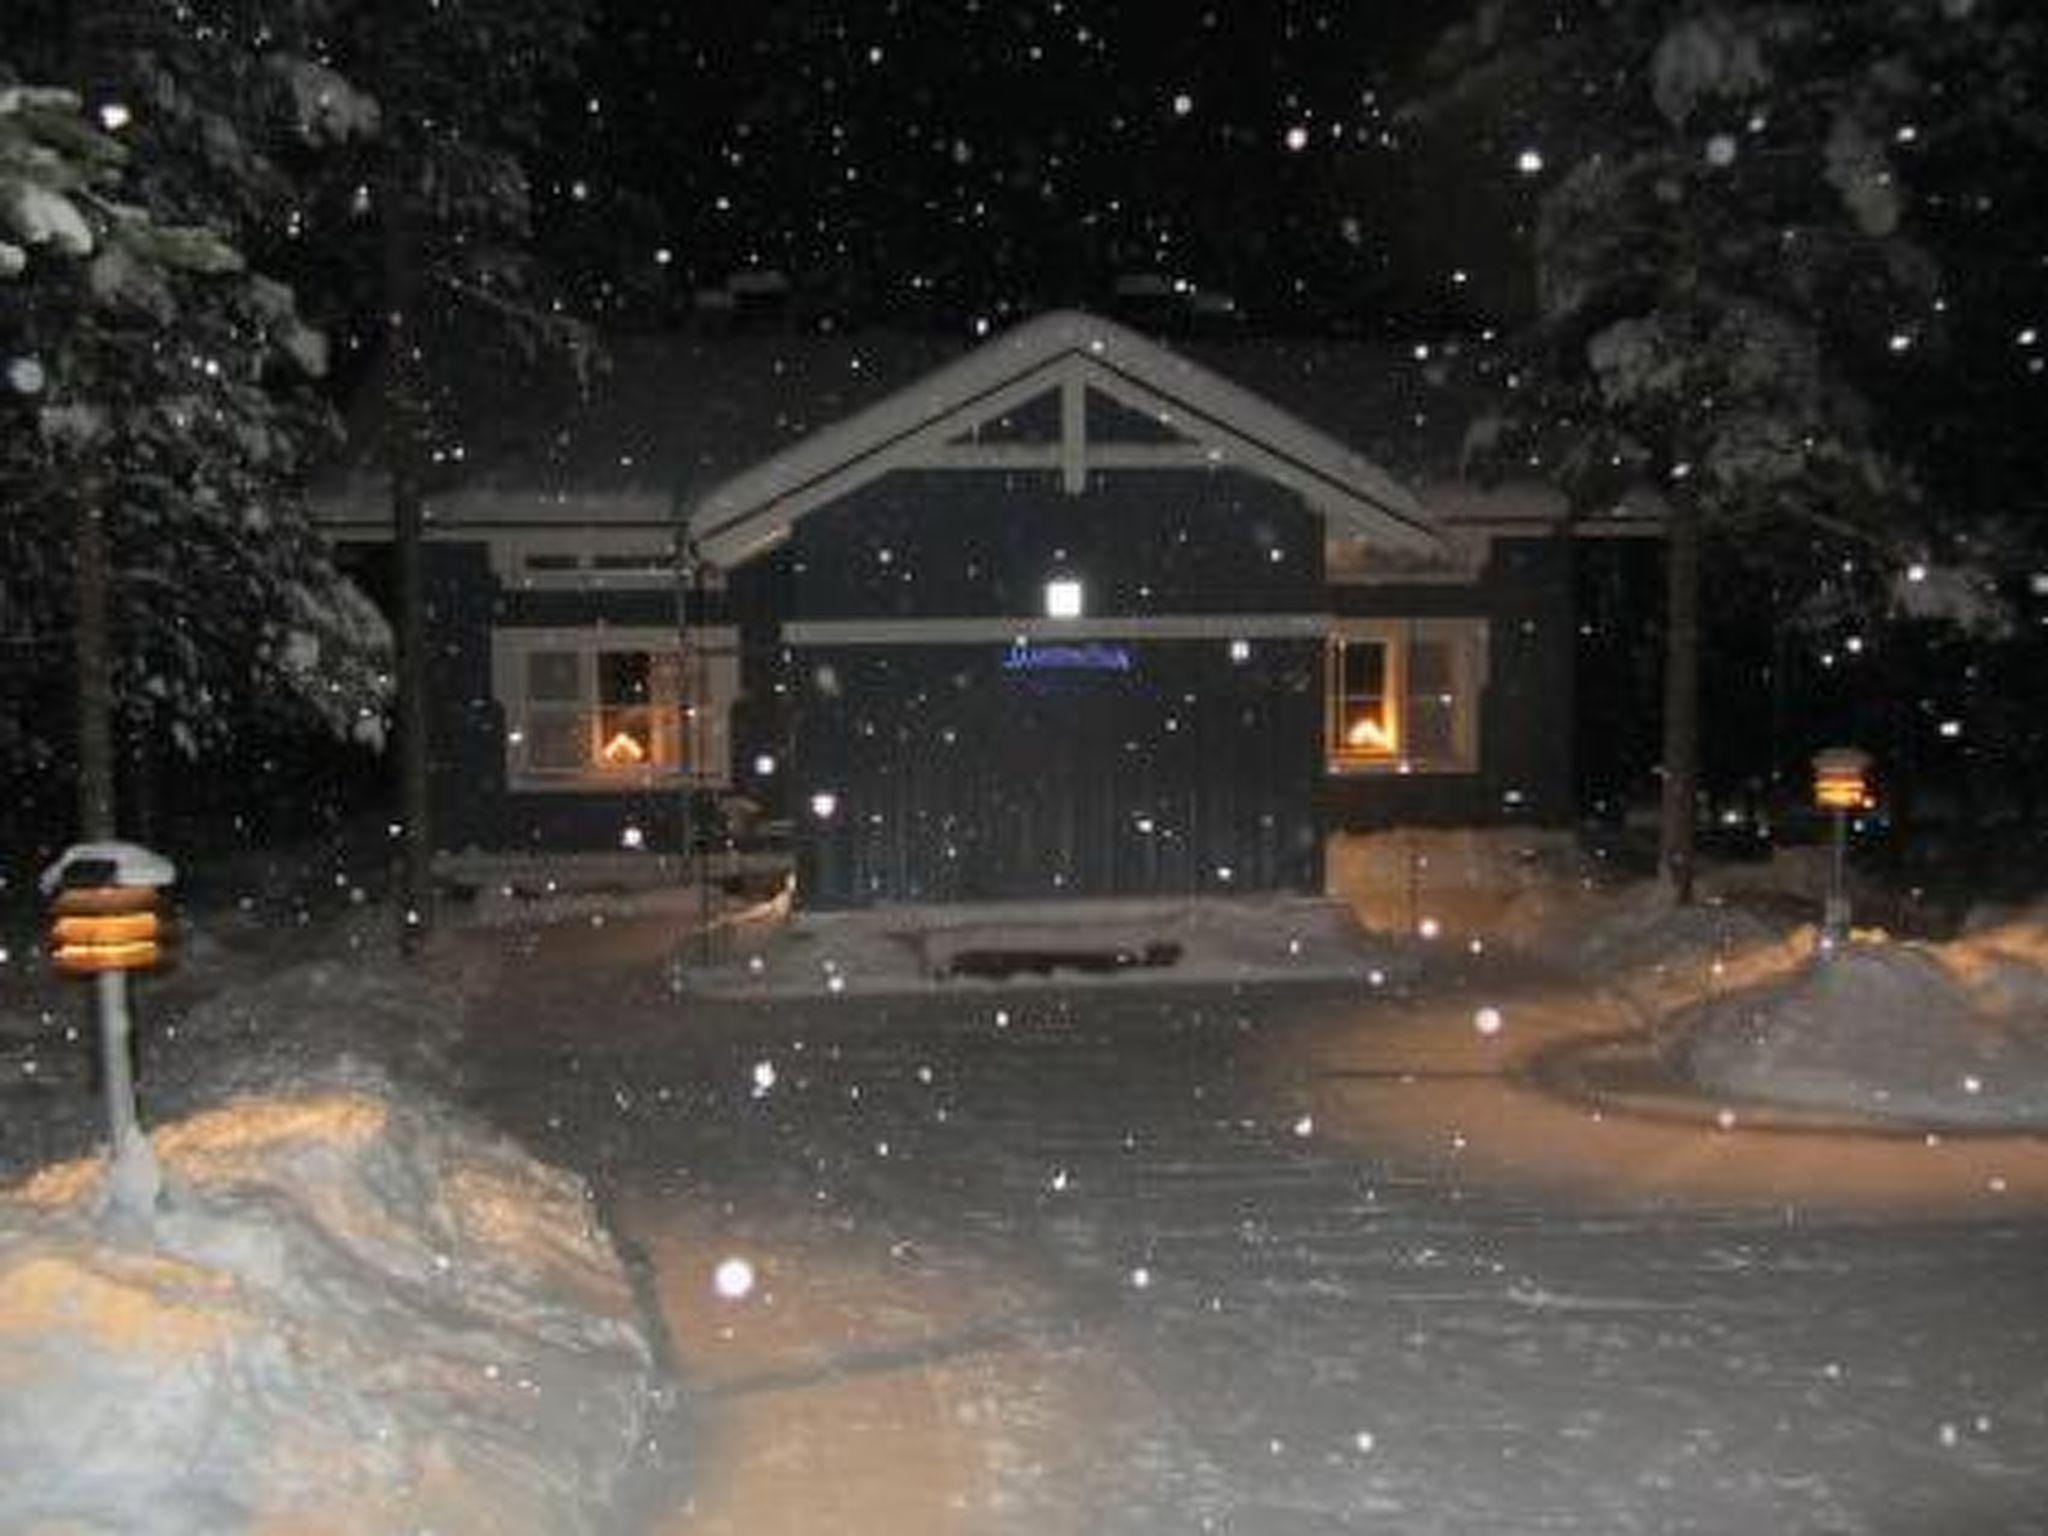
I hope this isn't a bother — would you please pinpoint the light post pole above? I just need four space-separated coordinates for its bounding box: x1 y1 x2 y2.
1811 748 1872 954
42 842 177 1225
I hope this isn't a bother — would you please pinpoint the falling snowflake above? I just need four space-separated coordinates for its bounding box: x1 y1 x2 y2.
713 1257 756 1299
1473 1006 1504 1037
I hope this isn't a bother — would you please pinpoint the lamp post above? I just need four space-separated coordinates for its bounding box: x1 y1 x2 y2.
41 841 177 1225
1811 748 1872 953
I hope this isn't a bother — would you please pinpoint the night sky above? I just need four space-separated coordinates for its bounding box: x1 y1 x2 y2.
530 0 1493 335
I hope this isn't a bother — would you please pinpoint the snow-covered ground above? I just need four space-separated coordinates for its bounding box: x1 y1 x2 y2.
458 909 2048 1533
6 836 2048 1532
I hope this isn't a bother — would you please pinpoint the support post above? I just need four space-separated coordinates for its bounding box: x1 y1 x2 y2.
96 969 161 1221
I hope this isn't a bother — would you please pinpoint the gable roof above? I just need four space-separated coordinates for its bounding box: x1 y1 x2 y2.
685 309 1443 569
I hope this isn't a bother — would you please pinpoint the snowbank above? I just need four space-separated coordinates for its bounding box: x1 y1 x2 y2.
0 1078 655 1534
1327 827 1589 938
1666 910 2048 1129
1499 878 1811 1020
684 894 1410 997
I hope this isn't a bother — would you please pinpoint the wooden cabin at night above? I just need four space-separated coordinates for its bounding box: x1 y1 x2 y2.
316 310 1594 910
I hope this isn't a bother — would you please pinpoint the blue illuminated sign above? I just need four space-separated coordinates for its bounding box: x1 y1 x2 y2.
1002 641 1133 673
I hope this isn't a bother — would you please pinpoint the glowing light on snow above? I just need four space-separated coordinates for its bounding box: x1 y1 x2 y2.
1473 1007 1504 1037
713 1257 755 1299
1515 147 1545 175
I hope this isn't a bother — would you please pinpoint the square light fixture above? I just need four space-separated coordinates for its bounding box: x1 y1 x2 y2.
1045 578 1083 618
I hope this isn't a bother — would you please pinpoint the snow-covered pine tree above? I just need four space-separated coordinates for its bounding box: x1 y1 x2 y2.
0 73 390 842
16 0 594 936
181 0 597 946
1410 1 2046 898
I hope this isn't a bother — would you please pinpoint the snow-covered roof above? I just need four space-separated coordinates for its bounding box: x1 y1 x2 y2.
685 309 1442 568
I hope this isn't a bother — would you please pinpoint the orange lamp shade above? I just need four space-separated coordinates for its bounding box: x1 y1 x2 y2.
1812 748 1873 811
49 886 170 974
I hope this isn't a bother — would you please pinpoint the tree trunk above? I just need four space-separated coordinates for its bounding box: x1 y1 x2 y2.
380 153 433 953
72 480 117 842
1658 494 1701 904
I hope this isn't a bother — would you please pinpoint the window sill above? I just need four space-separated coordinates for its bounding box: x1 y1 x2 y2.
508 771 723 795
1325 760 1477 778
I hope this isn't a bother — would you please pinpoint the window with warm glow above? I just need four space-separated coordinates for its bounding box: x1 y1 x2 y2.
494 627 738 791
1331 638 1396 762
1326 622 1485 774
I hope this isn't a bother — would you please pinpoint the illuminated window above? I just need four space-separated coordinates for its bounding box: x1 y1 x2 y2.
1331 638 1396 761
494 627 737 791
1326 621 1485 774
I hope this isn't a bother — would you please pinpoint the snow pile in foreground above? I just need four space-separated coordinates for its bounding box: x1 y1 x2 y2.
0 1079 655 1535
1667 911 2048 1128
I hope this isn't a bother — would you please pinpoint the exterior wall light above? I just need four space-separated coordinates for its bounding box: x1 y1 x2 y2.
1044 578 1083 619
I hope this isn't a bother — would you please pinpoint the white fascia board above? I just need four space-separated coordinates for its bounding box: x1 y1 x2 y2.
1077 343 1438 554
313 484 673 540
1415 476 1668 538
689 309 1444 568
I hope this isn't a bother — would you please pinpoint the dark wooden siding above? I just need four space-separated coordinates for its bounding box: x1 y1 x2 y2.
793 639 1323 907
782 468 1324 619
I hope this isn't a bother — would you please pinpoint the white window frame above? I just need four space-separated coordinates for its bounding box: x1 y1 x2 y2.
1326 618 1487 776
491 625 738 792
